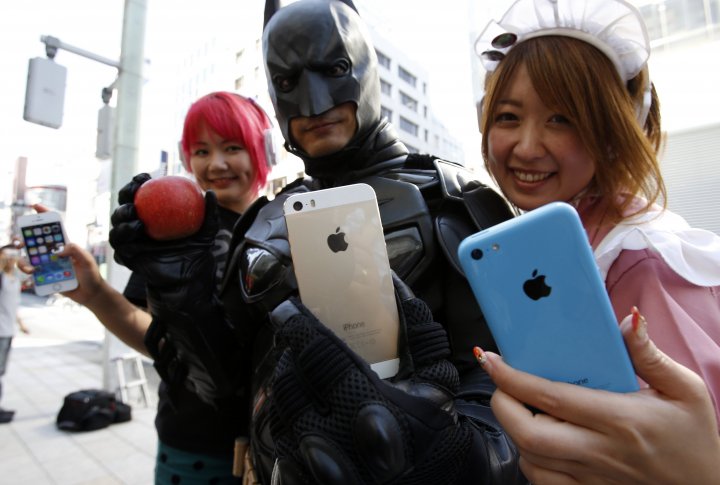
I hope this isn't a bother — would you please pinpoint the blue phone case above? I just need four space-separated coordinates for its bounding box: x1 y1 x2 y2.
458 202 638 393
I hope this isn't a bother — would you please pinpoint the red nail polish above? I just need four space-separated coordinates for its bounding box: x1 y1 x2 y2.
631 306 640 332
631 306 647 340
473 346 487 365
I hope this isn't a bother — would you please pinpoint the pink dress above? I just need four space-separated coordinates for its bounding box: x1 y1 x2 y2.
586 200 720 427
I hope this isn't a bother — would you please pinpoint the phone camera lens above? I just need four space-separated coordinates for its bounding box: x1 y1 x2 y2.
293 201 303 212
471 248 483 260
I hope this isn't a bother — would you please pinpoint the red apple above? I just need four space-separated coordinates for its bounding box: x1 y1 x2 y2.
134 176 205 241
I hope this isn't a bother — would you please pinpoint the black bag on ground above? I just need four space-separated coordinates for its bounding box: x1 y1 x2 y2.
56 389 132 432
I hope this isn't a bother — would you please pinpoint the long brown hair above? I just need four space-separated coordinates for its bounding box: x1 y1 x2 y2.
481 36 666 221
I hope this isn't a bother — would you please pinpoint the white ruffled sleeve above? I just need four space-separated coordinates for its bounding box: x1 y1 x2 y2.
594 208 720 287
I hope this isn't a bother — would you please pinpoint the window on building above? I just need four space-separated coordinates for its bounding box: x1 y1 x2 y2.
400 91 418 112
235 49 245 63
398 66 417 87
381 106 393 122
271 177 287 195
423 106 427 118
380 79 392 96
235 76 244 91
640 0 720 44
376 49 391 69
399 116 419 137
424 129 428 142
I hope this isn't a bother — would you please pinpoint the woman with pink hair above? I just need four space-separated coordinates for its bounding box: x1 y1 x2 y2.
60 91 274 483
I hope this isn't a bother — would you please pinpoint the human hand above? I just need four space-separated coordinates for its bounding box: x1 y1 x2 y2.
8 238 34 275
108 172 152 269
109 173 219 298
56 243 104 306
15 204 58 275
256 276 516 485
478 307 720 485
2 236 24 252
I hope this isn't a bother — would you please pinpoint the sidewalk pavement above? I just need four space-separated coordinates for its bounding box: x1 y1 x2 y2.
0 293 161 485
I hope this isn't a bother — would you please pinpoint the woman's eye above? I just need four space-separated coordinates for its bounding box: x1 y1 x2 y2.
193 149 209 157
549 114 571 124
494 112 517 123
227 145 245 153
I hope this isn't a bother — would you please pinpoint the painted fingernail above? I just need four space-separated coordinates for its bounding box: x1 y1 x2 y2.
631 306 648 341
473 346 487 366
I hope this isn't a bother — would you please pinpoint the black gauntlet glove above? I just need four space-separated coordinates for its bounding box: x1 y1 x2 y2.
109 172 218 296
256 277 523 485
109 173 240 403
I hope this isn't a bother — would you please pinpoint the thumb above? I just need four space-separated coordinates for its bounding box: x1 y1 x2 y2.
621 307 707 400
16 258 35 274
32 203 50 213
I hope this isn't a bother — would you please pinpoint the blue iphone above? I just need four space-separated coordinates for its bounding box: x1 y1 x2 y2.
458 202 638 393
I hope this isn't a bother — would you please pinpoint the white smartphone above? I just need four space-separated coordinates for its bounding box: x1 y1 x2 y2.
283 183 400 379
458 202 638 393
17 211 78 296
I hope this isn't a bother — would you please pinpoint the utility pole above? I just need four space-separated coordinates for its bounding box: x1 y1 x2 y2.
28 0 148 391
103 0 148 391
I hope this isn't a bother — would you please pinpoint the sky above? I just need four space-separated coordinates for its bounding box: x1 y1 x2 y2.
1 2 125 213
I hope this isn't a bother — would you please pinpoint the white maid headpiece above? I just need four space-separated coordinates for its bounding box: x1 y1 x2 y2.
475 0 652 124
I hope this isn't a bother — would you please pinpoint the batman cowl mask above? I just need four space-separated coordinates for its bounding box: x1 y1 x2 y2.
263 0 384 174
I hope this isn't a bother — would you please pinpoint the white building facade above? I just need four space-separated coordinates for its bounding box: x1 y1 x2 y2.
638 0 720 235
369 29 465 162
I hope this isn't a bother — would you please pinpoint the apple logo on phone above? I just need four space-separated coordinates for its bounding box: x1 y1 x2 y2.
523 269 552 300
327 227 349 253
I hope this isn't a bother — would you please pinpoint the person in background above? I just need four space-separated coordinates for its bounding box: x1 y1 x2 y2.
0 243 30 424
472 0 720 482
58 91 273 484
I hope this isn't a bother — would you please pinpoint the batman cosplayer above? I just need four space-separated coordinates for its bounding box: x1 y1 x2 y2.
110 0 525 483
223 1 525 483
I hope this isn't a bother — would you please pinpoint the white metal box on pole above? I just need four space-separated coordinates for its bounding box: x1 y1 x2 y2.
24 57 67 129
96 104 115 160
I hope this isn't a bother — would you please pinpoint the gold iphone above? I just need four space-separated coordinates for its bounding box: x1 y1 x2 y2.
283 183 399 379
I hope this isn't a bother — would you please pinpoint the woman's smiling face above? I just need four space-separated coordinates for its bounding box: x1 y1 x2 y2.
486 64 596 211
188 123 257 214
